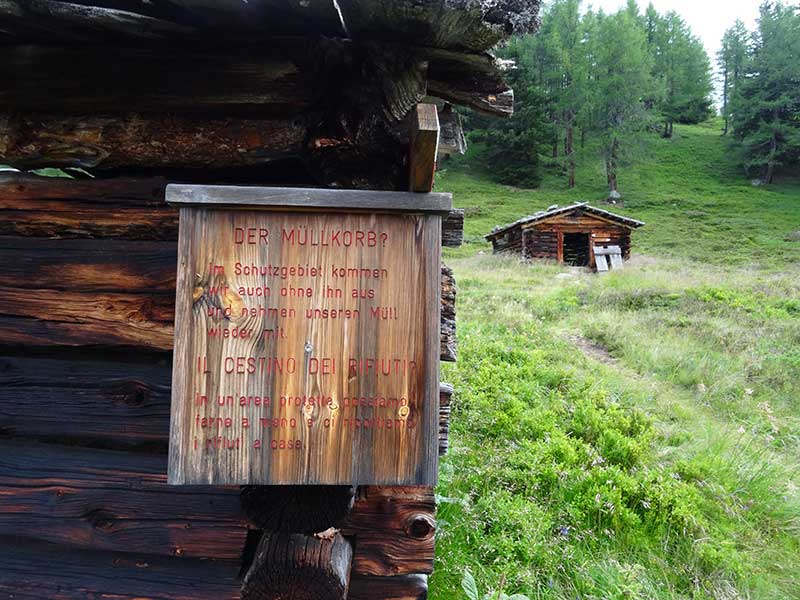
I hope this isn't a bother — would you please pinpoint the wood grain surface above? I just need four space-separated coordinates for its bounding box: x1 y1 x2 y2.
169 206 441 485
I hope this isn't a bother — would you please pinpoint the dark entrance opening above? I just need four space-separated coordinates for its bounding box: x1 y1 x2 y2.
563 232 590 266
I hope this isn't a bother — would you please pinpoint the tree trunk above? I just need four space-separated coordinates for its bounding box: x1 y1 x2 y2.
566 116 575 189
607 137 619 194
722 67 729 136
764 109 779 184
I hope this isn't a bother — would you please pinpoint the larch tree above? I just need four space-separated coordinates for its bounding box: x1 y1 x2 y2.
534 0 584 187
588 9 654 197
718 20 750 136
730 1 800 183
649 11 714 137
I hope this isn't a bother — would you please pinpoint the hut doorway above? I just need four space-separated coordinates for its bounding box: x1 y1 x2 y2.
562 232 590 266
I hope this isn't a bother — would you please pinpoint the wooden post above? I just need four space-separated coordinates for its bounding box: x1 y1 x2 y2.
241 533 353 600
408 104 440 193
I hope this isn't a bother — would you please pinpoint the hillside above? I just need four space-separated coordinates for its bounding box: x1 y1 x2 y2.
442 119 800 267
431 122 800 599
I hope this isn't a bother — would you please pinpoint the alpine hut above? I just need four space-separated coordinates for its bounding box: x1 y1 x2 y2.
485 203 645 270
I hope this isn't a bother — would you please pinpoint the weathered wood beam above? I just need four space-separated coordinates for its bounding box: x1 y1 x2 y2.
0 538 242 600
0 113 308 171
0 287 174 349
240 485 356 533
0 353 172 450
0 237 176 291
349 574 428 600
0 40 513 121
0 175 173 239
408 104 440 193
342 486 436 576
427 49 514 117
0 46 314 114
241 532 353 600
0 173 464 244
0 440 246 559
0 0 541 53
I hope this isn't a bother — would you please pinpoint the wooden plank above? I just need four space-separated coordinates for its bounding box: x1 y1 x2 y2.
609 253 624 269
241 532 353 600
168 207 441 485
0 287 174 349
595 255 609 272
0 440 247 559
0 237 176 291
408 104 440 193
167 184 452 214
349 574 428 600
593 245 621 256
342 486 436 576
0 539 241 600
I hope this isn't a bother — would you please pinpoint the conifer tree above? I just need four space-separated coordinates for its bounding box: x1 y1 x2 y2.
730 2 800 183
718 20 749 135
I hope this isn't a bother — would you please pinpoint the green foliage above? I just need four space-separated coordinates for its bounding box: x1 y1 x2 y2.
462 568 531 600
729 1 800 182
646 9 714 131
457 1 713 194
463 76 549 188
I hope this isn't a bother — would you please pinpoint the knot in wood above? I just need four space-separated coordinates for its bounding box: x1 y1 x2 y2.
405 513 435 539
83 508 116 531
106 380 151 406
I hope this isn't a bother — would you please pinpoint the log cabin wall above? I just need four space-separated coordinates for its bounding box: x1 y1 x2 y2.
0 172 460 599
521 229 558 260
490 226 524 255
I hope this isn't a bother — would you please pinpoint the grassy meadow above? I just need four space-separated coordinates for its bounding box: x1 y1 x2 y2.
430 121 800 599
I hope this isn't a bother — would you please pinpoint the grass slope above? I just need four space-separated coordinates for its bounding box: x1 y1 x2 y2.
431 121 800 600
443 120 800 268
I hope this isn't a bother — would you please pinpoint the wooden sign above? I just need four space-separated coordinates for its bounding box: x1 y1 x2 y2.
166 185 449 485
